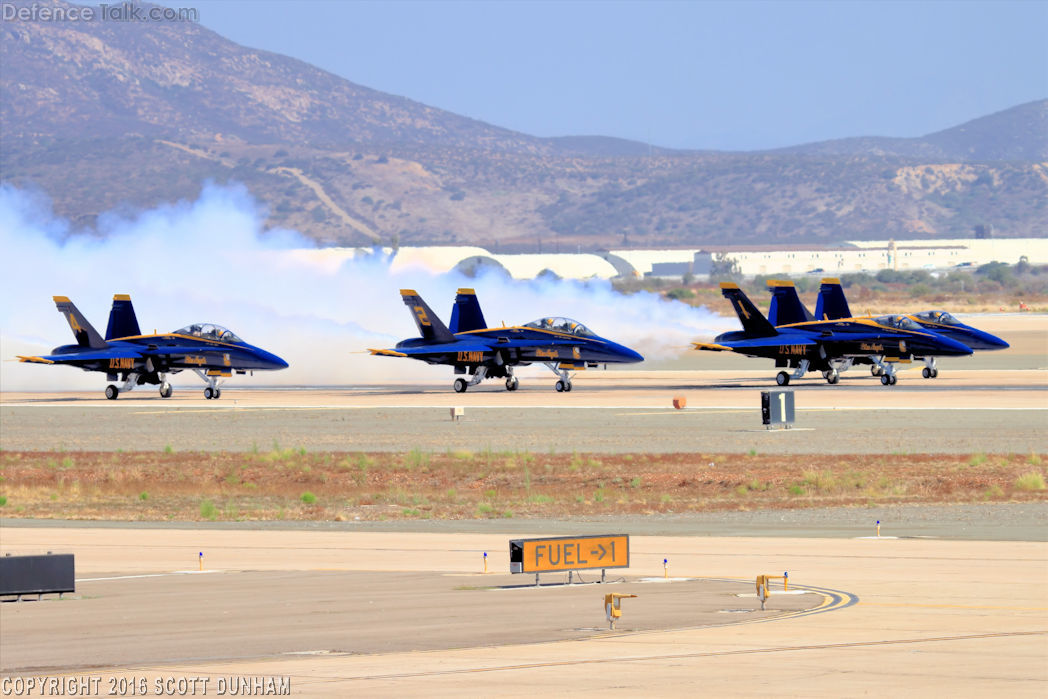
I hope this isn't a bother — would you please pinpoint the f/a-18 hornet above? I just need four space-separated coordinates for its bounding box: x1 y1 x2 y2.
369 288 643 392
18 295 288 399
811 278 1008 379
693 282 972 386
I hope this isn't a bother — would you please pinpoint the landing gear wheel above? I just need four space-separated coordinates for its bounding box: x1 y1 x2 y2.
213 388 221 399
564 381 573 392
889 374 897 385
880 374 891 386
825 369 839 385
930 368 938 378
871 366 882 377
776 371 790 386
555 380 565 392
453 378 467 393
105 385 119 400
505 377 519 391
204 387 215 400
159 383 172 398
922 367 931 379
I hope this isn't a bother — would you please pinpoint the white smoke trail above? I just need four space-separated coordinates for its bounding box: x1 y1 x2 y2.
0 184 731 391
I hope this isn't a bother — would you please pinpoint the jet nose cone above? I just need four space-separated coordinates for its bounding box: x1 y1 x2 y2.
983 332 1010 350
616 344 644 363
942 335 974 356
259 349 289 369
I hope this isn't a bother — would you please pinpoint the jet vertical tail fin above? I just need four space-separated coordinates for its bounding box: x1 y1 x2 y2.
400 289 457 343
450 288 488 333
720 283 778 337
767 280 815 326
815 278 852 320
105 294 141 340
53 296 107 348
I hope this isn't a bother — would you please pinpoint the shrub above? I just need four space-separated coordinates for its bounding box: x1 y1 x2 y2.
300 492 317 504
1015 472 1046 491
199 500 217 520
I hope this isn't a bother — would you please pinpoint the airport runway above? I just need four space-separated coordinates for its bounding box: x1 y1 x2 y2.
0 527 1044 696
2 369 1046 453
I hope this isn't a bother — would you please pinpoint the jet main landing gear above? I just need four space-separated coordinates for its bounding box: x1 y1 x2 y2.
452 366 488 393
104 372 142 400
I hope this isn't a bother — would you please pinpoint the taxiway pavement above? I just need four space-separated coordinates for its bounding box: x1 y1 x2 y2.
0 527 1044 696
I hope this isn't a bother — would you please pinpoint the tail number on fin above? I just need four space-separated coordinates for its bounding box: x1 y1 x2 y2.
413 306 432 327
108 357 135 369
67 313 84 334
457 351 483 363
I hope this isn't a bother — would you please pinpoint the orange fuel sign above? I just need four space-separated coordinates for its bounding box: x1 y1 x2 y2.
516 534 629 573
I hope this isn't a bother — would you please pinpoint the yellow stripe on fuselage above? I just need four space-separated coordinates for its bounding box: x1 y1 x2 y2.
775 317 938 339
456 326 608 344
107 333 246 350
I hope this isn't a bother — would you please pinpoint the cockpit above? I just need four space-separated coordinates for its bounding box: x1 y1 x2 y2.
175 323 243 344
874 315 923 332
913 310 962 326
523 317 596 337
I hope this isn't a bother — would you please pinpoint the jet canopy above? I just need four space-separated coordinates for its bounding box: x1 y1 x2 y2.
524 317 596 338
175 323 243 343
874 315 924 332
913 310 962 326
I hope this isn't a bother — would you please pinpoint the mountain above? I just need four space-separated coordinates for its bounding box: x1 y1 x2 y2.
2 0 1046 248
779 100 1048 161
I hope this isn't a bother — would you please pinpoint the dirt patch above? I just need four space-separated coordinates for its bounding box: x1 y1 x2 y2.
2 449 1045 522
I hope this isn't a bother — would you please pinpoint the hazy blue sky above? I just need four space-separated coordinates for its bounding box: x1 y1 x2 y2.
188 1 1044 151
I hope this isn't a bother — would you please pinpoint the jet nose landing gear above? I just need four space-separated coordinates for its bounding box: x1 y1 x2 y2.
194 369 223 399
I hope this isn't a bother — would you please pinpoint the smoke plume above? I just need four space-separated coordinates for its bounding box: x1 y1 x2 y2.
0 184 730 391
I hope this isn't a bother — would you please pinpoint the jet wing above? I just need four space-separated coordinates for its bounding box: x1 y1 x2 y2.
368 342 493 358
696 337 819 351
18 348 144 363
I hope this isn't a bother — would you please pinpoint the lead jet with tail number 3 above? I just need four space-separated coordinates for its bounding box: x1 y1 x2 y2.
693 282 972 386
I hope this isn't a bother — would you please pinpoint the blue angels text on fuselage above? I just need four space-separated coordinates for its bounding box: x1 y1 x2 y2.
17 295 288 399
694 282 973 386
369 288 643 392
808 278 1008 379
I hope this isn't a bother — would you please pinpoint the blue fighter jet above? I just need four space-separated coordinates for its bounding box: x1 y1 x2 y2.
694 282 973 386
369 288 643 392
18 295 288 399
813 278 1008 379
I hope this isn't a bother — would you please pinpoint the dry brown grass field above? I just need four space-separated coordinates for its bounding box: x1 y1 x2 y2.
2 449 1045 522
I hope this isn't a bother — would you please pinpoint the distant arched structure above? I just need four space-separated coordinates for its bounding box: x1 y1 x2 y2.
600 253 640 278
454 255 511 278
